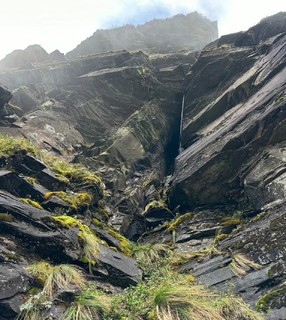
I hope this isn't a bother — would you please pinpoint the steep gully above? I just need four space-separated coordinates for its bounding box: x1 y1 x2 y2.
0 12 286 319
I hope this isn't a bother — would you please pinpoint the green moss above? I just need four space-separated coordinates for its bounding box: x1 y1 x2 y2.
44 191 92 209
251 211 268 222
20 198 43 209
5 251 21 262
24 177 37 185
107 228 133 256
0 133 104 190
92 218 133 256
256 285 286 312
51 215 99 268
214 233 228 241
0 213 14 222
0 133 38 157
166 212 192 232
221 216 241 226
43 154 104 186
144 199 167 212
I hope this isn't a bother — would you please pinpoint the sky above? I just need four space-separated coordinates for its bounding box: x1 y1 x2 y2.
0 0 285 59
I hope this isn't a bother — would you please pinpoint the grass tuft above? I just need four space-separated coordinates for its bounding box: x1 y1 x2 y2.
27 262 85 299
63 289 111 320
230 253 261 277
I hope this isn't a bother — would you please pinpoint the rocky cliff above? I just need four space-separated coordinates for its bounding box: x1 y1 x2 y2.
0 11 285 320
66 12 217 58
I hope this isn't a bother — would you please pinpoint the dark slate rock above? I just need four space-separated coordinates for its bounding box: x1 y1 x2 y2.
171 31 286 210
36 168 68 191
267 307 286 320
0 294 25 320
90 225 121 252
0 86 12 108
41 195 70 212
1 219 81 262
23 154 47 172
144 205 174 227
0 190 50 227
0 170 48 201
0 263 31 300
94 244 142 287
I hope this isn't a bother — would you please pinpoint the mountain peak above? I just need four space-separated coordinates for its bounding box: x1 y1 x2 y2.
66 12 218 58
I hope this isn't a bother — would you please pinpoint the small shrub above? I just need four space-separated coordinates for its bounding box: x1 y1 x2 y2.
26 261 53 285
217 294 264 320
43 264 85 299
0 133 37 157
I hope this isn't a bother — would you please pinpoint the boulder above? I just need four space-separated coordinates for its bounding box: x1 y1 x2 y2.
94 244 142 287
0 86 12 108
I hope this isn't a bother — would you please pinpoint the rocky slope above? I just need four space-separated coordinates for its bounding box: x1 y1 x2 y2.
166 12 286 319
0 11 286 320
67 12 218 58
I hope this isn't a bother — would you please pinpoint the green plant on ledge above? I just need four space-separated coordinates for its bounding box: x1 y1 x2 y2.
166 212 192 232
44 191 92 209
20 198 43 209
0 132 104 190
93 218 133 256
51 215 100 270
18 262 86 320
63 289 111 320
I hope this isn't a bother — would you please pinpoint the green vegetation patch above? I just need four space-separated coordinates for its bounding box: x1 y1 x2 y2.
0 212 14 222
45 191 92 209
20 198 43 209
166 212 192 232
93 218 133 256
51 215 99 267
106 242 263 320
256 285 286 312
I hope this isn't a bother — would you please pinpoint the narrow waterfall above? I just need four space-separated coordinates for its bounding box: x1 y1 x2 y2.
179 94 185 154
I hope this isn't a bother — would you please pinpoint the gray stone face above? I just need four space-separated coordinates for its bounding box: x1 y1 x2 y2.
170 16 286 211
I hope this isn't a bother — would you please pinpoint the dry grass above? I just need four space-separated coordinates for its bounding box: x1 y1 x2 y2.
230 253 261 277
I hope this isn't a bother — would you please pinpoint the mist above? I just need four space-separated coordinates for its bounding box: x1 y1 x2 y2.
0 0 285 60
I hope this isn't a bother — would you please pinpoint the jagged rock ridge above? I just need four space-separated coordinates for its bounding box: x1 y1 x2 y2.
0 45 65 70
67 12 218 57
